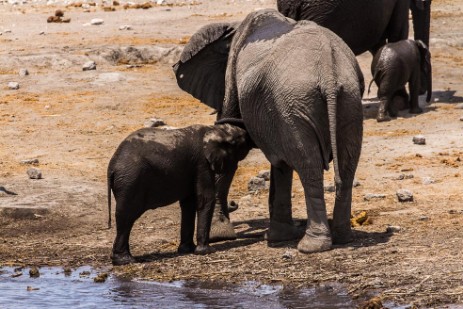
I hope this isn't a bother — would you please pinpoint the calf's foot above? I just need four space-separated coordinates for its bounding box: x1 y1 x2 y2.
178 242 196 254
111 252 136 266
409 106 423 114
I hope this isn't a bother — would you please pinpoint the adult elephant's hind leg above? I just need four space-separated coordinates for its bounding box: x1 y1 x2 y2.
266 163 302 242
297 166 332 253
331 117 362 245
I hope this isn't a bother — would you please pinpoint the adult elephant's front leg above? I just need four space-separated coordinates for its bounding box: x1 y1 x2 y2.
266 164 302 242
209 168 238 242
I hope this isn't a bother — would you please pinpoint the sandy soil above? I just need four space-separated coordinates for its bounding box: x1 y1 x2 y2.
1 0 463 307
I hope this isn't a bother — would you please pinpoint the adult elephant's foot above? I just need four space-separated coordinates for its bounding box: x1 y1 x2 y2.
409 106 423 114
331 226 353 245
265 220 303 242
194 245 216 255
111 252 136 266
209 215 237 243
297 232 332 254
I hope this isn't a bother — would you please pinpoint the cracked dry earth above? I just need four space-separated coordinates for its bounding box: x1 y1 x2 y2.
1 0 463 307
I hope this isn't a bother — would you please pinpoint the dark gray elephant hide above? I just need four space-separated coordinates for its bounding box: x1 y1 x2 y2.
174 9 364 253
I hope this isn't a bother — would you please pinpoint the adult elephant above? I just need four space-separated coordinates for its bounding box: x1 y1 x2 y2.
174 9 364 252
276 0 431 55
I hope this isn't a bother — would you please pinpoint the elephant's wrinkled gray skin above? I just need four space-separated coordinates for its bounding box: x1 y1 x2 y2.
276 0 431 55
369 40 432 122
174 9 364 253
107 124 251 265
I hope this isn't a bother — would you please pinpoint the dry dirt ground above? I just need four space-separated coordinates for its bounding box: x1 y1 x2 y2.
1 0 463 307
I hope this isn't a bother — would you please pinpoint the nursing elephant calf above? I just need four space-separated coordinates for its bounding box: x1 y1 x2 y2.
175 9 364 253
108 124 252 265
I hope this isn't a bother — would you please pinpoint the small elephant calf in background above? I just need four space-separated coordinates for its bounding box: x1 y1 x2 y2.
107 124 252 265
369 39 432 122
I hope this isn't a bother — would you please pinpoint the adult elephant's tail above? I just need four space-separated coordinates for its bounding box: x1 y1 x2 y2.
324 85 342 189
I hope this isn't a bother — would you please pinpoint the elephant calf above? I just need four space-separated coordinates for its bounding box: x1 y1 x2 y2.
107 124 251 265
369 39 432 122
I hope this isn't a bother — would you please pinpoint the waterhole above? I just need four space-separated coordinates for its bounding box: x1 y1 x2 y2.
0 266 401 308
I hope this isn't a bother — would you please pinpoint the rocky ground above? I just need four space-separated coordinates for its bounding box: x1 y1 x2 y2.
1 0 463 307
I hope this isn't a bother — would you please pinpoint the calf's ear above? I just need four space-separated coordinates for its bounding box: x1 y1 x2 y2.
203 130 228 173
416 40 432 102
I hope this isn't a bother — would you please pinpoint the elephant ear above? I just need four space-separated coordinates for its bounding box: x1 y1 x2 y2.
173 23 238 110
203 124 250 174
416 40 432 102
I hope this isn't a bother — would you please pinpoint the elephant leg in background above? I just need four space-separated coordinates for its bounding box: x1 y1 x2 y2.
408 73 424 114
209 168 238 243
266 163 302 242
411 0 431 46
178 196 197 254
111 197 145 265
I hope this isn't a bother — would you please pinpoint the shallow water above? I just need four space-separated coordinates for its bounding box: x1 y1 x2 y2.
0 266 359 309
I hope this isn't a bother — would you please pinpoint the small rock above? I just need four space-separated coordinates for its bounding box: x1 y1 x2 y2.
422 177 435 185
119 25 132 30
160 126 177 130
19 68 29 77
126 64 142 69
79 271 91 278
90 18 104 25
413 135 426 145
144 118 166 128
456 103 463 109
8 82 20 90
364 193 386 201
63 266 72 276
93 272 108 283
418 215 429 221
353 179 361 187
282 249 295 260
248 176 266 192
156 0 165 4
29 266 40 278
20 158 39 165
27 168 42 179
82 61 96 71
358 296 384 309
39 31 45 35
460 116 463 122
257 170 270 181
396 189 413 202
324 184 335 193
386 225 402 233
55 9 64 17
396 173 414 180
